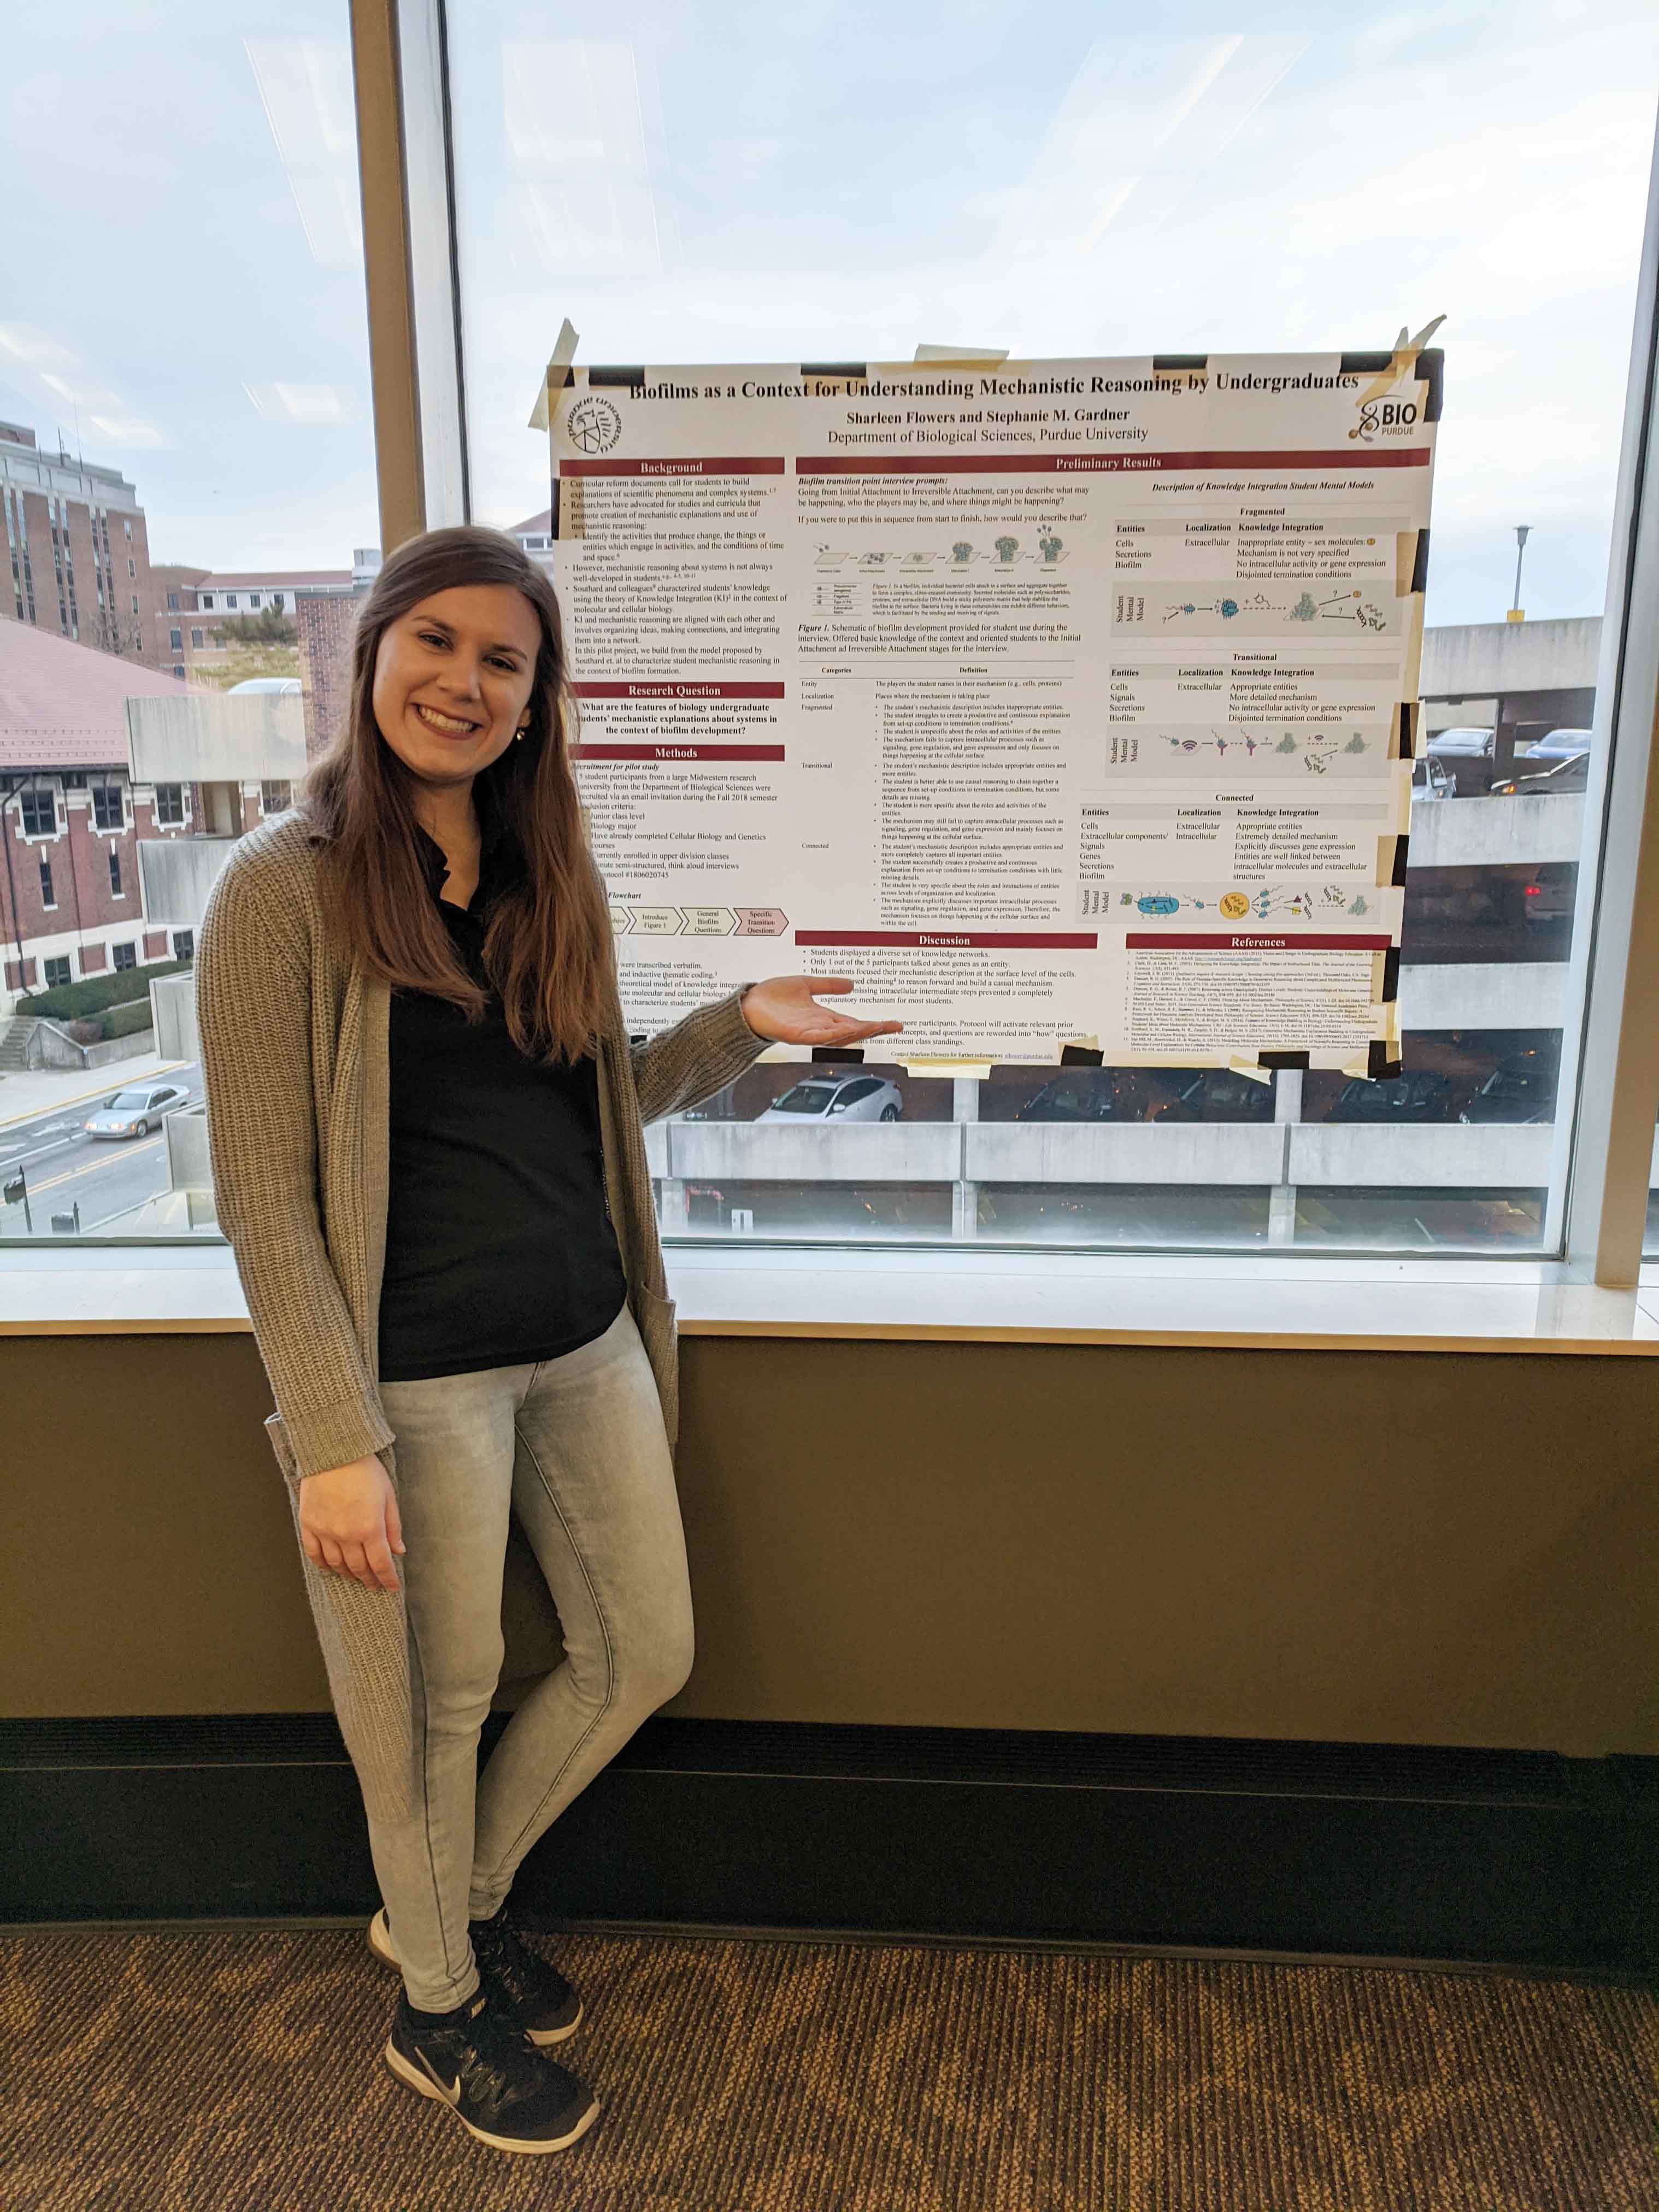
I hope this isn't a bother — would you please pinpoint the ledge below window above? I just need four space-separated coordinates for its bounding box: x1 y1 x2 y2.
3 1243 1659 1354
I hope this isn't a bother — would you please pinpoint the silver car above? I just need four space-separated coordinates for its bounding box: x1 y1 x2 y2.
1521 725 1592 765
1425 725 1495 760
755 1073 903 1123
85 1081 191 1139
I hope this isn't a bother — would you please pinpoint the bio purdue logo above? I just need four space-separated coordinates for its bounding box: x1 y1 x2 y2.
1350 393 1420 443
566 396 622 455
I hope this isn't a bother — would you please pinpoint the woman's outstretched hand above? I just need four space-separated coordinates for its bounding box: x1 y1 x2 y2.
738 976 903 1048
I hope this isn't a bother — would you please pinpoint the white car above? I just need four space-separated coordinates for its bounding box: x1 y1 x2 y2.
755 1073 903 1123
85 1081 191 1139
227 676 301 696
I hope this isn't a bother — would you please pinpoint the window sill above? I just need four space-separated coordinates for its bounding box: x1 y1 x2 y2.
2 1242 1658 1354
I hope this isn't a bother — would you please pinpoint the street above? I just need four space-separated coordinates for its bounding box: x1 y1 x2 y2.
0 1061 203 1236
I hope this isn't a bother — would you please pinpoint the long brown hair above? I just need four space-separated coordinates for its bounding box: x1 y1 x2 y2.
297 526 613 1066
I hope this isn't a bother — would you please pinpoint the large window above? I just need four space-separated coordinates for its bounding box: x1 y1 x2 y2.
443 2 1659 1255
3 0 1657 1274
2 0 375 1245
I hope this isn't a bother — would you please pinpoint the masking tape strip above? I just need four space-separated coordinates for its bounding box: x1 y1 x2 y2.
1413 345 1445 424
1060 1043 1104 1067
1340 324 1443 412
1376 833 1409 887
591 366 646 388
915 344 1009 364
810 1046 864 1064
537 319 581 541
1337 995 1403 1081
1396 701 1417 761
802 362 868 381
1393 530 1416 601
1340 346 1414 399
1409 527 1432 597
1152 353 1208 373
1224 1055 1274 1087
1399 592 1425 708
1380 946 1401 1004
1256 1050 1310 1072
527 317 579 432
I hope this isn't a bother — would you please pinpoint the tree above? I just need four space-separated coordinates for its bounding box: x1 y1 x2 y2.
214 606 297 646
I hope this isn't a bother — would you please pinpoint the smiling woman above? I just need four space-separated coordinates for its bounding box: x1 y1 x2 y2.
373 591 539 768
298 525 616 1066
187 515 902 2149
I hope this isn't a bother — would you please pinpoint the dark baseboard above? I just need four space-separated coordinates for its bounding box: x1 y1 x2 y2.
3 1715 1654 1978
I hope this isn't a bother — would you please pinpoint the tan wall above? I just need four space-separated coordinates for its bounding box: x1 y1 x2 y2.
5 1332 1656 1757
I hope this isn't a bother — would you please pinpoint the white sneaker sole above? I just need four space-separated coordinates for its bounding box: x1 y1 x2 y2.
383 2038 602 2154
367 1909 584 2044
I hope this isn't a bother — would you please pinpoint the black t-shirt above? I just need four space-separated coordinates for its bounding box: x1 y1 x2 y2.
376 814 628 1383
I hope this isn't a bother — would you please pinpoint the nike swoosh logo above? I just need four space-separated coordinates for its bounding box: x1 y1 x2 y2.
416 2049 462 2104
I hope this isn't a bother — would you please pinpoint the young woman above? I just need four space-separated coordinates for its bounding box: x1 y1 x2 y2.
196 525 900 2157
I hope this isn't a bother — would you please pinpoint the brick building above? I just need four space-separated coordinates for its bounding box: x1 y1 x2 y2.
0 623 293 1010
295 549 381 757
153 564 355 685
0 419 158 662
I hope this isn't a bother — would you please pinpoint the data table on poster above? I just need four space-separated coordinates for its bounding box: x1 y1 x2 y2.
547 350 1440 1072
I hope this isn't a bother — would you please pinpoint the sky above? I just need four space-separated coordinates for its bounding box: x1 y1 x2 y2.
7 0 1658 628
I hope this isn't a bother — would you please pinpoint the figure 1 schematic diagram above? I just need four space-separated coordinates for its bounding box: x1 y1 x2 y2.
1076 883 1375 921
1113 586 1392 633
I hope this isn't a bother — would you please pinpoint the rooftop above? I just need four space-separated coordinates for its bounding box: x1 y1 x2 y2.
194 569 354 591
0 623 189 772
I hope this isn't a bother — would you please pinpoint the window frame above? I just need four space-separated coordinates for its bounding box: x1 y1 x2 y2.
373 0 1659 1290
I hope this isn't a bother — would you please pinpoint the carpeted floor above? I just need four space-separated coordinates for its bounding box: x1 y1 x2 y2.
2 1924 1654 2211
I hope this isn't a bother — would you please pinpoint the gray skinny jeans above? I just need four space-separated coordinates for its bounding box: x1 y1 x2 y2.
368 1299 693 2012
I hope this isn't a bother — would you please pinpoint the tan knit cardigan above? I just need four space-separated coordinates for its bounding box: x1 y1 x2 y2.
195 809 769 1820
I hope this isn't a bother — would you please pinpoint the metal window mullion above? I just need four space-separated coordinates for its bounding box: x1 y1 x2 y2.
1560 107 1659 1286
349 0 469 549
397 0 469 527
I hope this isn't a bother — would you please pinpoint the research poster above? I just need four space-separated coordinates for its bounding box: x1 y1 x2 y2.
546 350 1441 1073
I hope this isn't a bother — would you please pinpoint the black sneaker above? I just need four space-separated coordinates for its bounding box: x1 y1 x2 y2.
384 1985 601 2156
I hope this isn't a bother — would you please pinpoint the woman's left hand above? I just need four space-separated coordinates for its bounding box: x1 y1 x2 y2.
738 975 904 1047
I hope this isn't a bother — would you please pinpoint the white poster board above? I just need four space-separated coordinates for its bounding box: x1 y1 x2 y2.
547 349 1441 1074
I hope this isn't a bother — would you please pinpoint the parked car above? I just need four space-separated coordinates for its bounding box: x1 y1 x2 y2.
755 1073 902 1122
1325 1070 1460 1123
1460 1045 1561 1125
1425 726 1495 761
1411 756 1455 801
1489 751 1591 797
1523 725 1593 764
1013 1069 1158 1123
1157 1069 1277 1122
227 676 301 696
1519 863 1576 927
1424 725 1496 796
85 1081 191 1139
